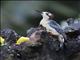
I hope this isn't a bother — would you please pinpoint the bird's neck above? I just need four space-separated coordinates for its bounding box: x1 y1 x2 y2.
42 17 49 21
40 17 49 25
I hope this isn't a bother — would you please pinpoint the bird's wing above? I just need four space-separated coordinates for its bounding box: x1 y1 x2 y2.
48 20 64 34
49 20 61 27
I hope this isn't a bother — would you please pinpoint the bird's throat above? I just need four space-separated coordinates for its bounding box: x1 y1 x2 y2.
42 17 49 21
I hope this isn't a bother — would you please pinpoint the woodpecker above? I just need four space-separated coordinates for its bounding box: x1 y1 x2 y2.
36 11 66 48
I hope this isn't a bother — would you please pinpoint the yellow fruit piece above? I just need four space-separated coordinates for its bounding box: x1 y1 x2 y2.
0 36 5 46
16 36 31 45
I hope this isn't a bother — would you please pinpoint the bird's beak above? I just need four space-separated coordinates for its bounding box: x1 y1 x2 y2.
35 10 42 14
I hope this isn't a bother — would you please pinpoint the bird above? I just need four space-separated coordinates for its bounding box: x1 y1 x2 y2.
36 11 66 48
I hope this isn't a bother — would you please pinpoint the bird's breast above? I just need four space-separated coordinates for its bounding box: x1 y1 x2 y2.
40 19 49 27
40 20 52 32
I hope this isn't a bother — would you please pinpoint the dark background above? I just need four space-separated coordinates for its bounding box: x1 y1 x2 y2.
1 1 80 35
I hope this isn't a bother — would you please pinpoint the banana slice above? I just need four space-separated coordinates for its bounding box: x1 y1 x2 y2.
0 36 5 46
16 36 32 45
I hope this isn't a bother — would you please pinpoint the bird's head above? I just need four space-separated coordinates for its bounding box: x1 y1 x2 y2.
42 12 54 19
36 10 54 19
